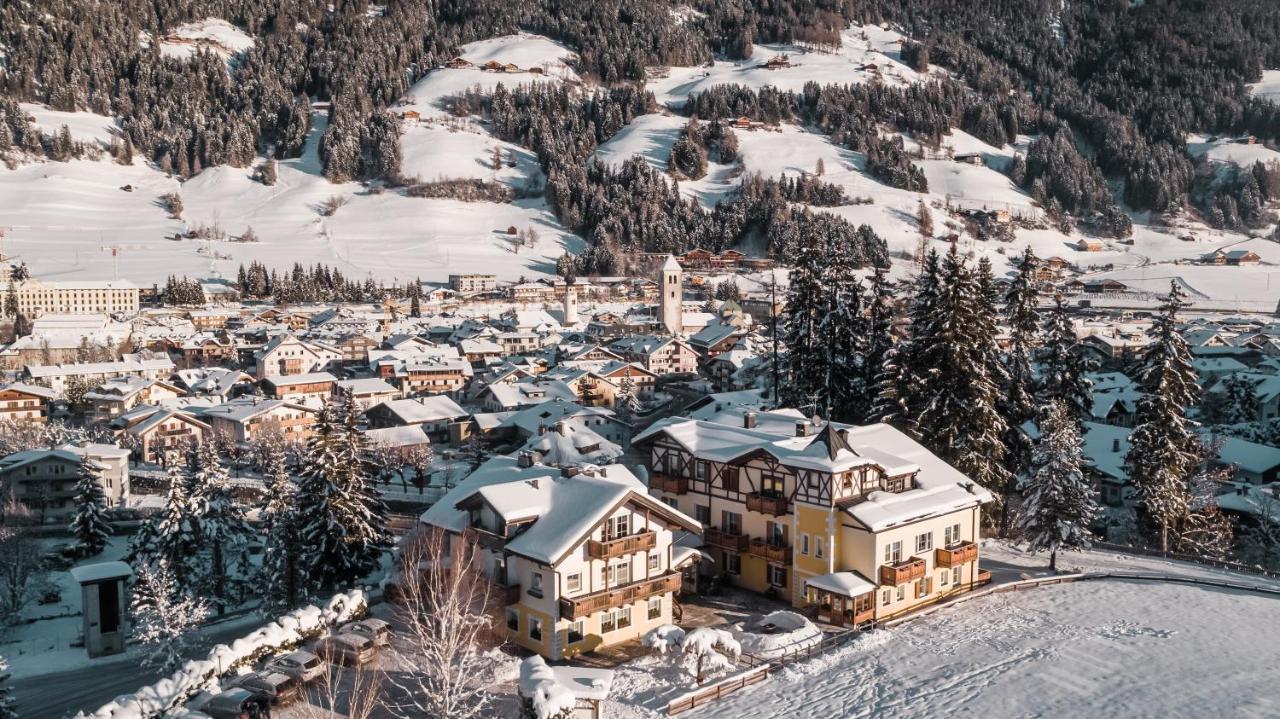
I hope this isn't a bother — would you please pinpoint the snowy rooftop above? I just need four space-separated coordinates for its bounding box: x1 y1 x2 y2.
70 561 132 584
803 571 877 598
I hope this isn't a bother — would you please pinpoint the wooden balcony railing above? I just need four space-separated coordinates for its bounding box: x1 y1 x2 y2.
501 582 521 605
745 492 789 516
748 538 790 563
587 530 657 560
852 607 875 625
463 526 506 552
649 472 689 495
703 526 750 553
559 572 682 620
879 557 927 587
935 541 978 568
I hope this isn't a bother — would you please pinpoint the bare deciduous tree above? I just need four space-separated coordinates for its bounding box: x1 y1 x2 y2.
296 657 385 719
385 529 504 719
0 495 43 626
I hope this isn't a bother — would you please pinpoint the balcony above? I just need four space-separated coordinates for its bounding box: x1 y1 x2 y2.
745 492 789 516
587 531 657 560
500 582 521 605
559 572 682 620
649 472 689 495
463 526 507 552
879 557 926 587
703 527 750 553
935 541 978 568
748 538 790 563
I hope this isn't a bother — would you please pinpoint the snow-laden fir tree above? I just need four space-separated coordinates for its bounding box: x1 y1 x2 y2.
874 249 941 433
69 459 111 557
297 391 391 591
141 462 201 586
998 247 1041 526
259 451 306 616
781 234 826 410
815 237 865 422
1125 282 1200 554
860 266 896 424
1037 294 1093 427
189 441 255 615
130 559 209 673
0 654 13 719
909 244 1010 507
1018 401 1099 570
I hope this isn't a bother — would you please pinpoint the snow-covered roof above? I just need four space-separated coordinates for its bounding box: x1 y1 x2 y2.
70 561 132 584
362 425 431 449
335 377 399 396
662 254 682 271
201 397 313 423
844 484 987 532
370 396 467 424
803 571 877 598
263 372 337 387
521 421 623 466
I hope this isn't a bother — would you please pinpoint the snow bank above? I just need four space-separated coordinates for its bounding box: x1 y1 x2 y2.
732 611 823 660
643 624 687 654
76 589 366 719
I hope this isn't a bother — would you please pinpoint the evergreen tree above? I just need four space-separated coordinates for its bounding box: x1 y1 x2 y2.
860 266 896 424
296 392 390 592
69 459 111 557
815 239 865 422
875 249 941 434
1125 282 1200 553
781 235 825 409
145 463 201 587
999 248 1041 526
0 655 12 719
1037 294 1093 427
1018 401 1099 570
188 441 254 615
259 452 306 616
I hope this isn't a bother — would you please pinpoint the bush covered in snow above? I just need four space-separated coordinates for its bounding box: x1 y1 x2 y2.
642 624 687 654
732 610 823 660
644 624 743 683
518 656 576 719
76 589 367 719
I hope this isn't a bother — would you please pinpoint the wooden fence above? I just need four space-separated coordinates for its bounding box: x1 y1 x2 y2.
666 665 770 715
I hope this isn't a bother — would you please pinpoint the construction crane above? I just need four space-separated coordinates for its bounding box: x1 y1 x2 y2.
98 244 146 281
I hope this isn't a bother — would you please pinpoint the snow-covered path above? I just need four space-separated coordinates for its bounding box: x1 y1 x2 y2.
673 547 1280 718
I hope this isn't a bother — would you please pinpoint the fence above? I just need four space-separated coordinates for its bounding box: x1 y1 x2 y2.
666 665 770 715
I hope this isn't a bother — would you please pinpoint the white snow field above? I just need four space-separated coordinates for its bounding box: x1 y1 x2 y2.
604 544 1280 719
18 104 120 148
149 19 255 62
1247 69 1280 103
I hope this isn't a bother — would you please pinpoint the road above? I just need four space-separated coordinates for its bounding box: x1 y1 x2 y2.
13 614 263 718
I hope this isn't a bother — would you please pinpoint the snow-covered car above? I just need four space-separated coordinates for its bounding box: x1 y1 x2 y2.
341 617 392 646
224 671 300 705
315 632 377 666
265 650 324 683
201 687 271 719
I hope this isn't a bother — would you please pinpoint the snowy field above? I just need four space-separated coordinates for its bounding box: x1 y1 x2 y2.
602 543 1280 719
146 19 255 62
1247 69 1280 103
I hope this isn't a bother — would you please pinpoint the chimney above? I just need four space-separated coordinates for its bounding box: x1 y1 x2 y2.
795 420 809 438
517 451 534 468
554 421 568 436
744 411 757 429
1111 438 1120 452
561 465 580 479
529 478 540 489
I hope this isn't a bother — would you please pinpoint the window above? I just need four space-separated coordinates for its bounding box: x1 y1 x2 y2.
916 577 929 598
800 534 810 556
566 572 582 593
695 461 707 481
694 504 710 525
647 596 662 620
760 473 784 497
602 606 631 633
529 572 544 598
607 560 631 587
884 541 902 564
649 553 661 572
952 567 962 585
944 523 962 547
529 616 543 642
722 467 740 492
915 532 933 553
882 589 893 606
940 570 950 587
815 539 825 560
896 585 905 602
568 619 584 644
662 496 679 509
506 608 519 632
767 565 787 588
605 514 630 541
722 550 741 575
720 511 742 536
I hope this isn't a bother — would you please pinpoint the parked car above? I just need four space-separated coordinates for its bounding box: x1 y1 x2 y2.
224 671 299 705
265 650 324 684
314 633 376 666
341 618 392 646
201 688 271 719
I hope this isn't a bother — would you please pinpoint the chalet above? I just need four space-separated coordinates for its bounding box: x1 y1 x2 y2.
201 397 318 445
1082 279 1128 294
607 336 699 375
419 456 701 660
953 153 984 166
23 356 175 396
253 334 341 379
376 356 472 396
0 446 128 521
176 332 237 368
114 406 211 464
634 410 992 624
0 383 56 424
763 54 791 70
365 396 468 440
84 377 184 422
335 377 401 409
173 367 256 403
1075 238 1104 252
481 60 506 72
260 372 337 408
402 109 422 122
446 57 473 69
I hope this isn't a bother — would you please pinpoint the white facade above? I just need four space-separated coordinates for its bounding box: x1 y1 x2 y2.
8 280 140 318
660 255 682 336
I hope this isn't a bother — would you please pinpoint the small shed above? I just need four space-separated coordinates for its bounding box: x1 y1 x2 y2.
70 561 132 658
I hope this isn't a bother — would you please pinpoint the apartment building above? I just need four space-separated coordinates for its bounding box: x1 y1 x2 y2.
420 456 701 660
634 409 992 625
0 442 131 519
260 372 337 408
0 383 57 423
6 280 140 318
448 274 498 294
23 356 176 396
253 334 341 379
200 397 318 445
607 336 699 375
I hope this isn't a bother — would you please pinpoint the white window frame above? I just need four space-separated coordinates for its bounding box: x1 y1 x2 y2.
647 596 662 620
915 532 933 554
884 540 902 564
815 538 825 560
566 572 582 593
648 553 661 572
800 533 810 556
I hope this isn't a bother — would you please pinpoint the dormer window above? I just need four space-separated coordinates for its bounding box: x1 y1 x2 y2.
604 514 630 541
